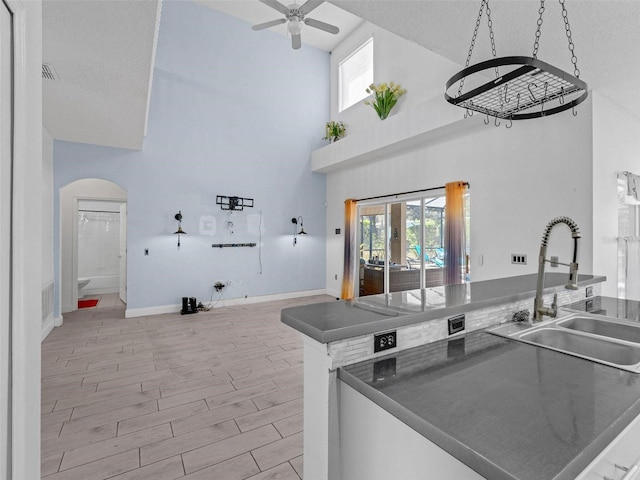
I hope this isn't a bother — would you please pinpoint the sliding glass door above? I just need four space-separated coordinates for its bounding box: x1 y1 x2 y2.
358 191 468 297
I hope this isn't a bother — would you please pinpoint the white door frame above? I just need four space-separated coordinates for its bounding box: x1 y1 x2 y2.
0 1 14 474
3 0 42 478
119 202 127 304
71 195 127 309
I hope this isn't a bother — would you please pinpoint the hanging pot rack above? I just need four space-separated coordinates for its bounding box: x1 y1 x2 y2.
444 0 588 123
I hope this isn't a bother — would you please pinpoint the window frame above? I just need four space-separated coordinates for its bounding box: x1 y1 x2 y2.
338 36 374 113
356 188 470 297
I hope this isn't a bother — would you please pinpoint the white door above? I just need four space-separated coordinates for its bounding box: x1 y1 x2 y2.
0 0 13 474
119 202 127 304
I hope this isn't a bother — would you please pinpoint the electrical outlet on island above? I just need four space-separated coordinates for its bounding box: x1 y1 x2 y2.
374 331 397 353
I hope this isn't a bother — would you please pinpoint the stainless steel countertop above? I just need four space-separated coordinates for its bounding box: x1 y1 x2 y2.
339 303 640 480
282 273 605 343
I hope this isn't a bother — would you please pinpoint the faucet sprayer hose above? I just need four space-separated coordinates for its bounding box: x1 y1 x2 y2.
540 216 581 247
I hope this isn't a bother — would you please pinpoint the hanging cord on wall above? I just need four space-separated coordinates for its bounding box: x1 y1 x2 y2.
205 284 226 310
258 210 263 275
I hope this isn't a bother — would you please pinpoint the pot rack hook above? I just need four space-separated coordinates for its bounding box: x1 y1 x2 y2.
541 82 549 112
504 84 510 104
528 83 538 102
484 114 490 125
464 106 474 119
494 115 501 127
559 86 565 105
572 104 578 116
506 115 513 129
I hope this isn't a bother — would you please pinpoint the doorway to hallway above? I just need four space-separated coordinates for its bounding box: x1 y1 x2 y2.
60 178 127 313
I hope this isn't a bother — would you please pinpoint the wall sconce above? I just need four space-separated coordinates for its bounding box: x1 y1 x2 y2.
174 211 186 248
292 216 307 246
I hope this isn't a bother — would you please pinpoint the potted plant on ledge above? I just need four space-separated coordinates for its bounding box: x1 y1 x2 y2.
323 120 346 143
365 82 407 120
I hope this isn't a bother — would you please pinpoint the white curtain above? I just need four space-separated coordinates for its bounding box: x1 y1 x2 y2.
618 172 640 300
625 239 640 301
627 172 640 202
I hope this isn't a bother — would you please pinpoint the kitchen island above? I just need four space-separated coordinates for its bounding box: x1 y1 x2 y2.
339 326 640 480
280 273 640 480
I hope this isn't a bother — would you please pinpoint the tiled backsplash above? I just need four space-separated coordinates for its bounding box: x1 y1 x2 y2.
343 330 503 384
327 284 601 369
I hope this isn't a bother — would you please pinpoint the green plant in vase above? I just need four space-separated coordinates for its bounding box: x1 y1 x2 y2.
323 120 346 142
365 82 407 120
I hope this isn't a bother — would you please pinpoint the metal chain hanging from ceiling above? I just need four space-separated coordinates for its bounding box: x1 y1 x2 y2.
532 0 581 79
457 0 500 100
444 0 588 124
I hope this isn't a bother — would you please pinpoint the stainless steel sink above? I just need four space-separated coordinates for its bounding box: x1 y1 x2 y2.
488 311 640 373
557 316 640 344
521 328 640 367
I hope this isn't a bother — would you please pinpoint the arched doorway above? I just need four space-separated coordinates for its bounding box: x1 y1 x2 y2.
59 179 127 312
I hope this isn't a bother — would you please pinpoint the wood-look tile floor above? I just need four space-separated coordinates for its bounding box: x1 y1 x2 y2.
42 294 334 479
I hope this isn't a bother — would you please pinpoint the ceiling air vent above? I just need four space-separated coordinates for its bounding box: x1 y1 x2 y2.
42 63 59 81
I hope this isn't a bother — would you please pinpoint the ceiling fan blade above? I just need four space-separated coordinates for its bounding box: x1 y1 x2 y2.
292 34 302 50
258 0 289 15
304 17 339 34
252 18 287 31
298 0 323 15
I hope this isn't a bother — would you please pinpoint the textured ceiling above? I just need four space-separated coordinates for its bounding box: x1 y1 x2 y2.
197 0 364 51
42 0 161 150
42 1 640 151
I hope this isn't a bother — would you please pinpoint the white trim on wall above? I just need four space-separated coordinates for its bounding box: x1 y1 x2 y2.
5 1 42 478
0 1 13 473
125 288 329 318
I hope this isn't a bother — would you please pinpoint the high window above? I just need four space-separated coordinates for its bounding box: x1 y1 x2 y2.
338 38 373 112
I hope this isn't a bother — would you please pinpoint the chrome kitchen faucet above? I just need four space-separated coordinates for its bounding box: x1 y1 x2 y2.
533 217 581 322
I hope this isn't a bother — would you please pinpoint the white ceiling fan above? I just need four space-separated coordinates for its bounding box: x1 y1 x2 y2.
252 0 339 50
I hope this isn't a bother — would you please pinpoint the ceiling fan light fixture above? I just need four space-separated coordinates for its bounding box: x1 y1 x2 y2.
252 0 339 50
287 17 302 35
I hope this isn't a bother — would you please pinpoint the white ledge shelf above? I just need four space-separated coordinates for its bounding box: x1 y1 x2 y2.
312 95 485 173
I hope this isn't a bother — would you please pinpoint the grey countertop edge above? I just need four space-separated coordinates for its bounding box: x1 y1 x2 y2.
553 401 640 479
337 351 640 480
282 276 606 344
337 367 518 480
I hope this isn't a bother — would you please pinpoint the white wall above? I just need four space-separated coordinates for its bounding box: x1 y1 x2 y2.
42 128 56 339
43 129 54 283
592 93 640 298
330 21 460 139
59 179 127 313
323 25 595 297
54 2 329 314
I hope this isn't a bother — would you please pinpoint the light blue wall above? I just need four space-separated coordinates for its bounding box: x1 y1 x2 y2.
53 0 329 311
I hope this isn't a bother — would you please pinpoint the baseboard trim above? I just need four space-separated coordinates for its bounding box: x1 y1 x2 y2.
42 315 64 342
41 317 54 342
83 288 119 296
125 289 328 319
325 288 341 299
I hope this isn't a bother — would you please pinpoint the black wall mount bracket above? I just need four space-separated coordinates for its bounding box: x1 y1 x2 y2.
216 195 254 211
